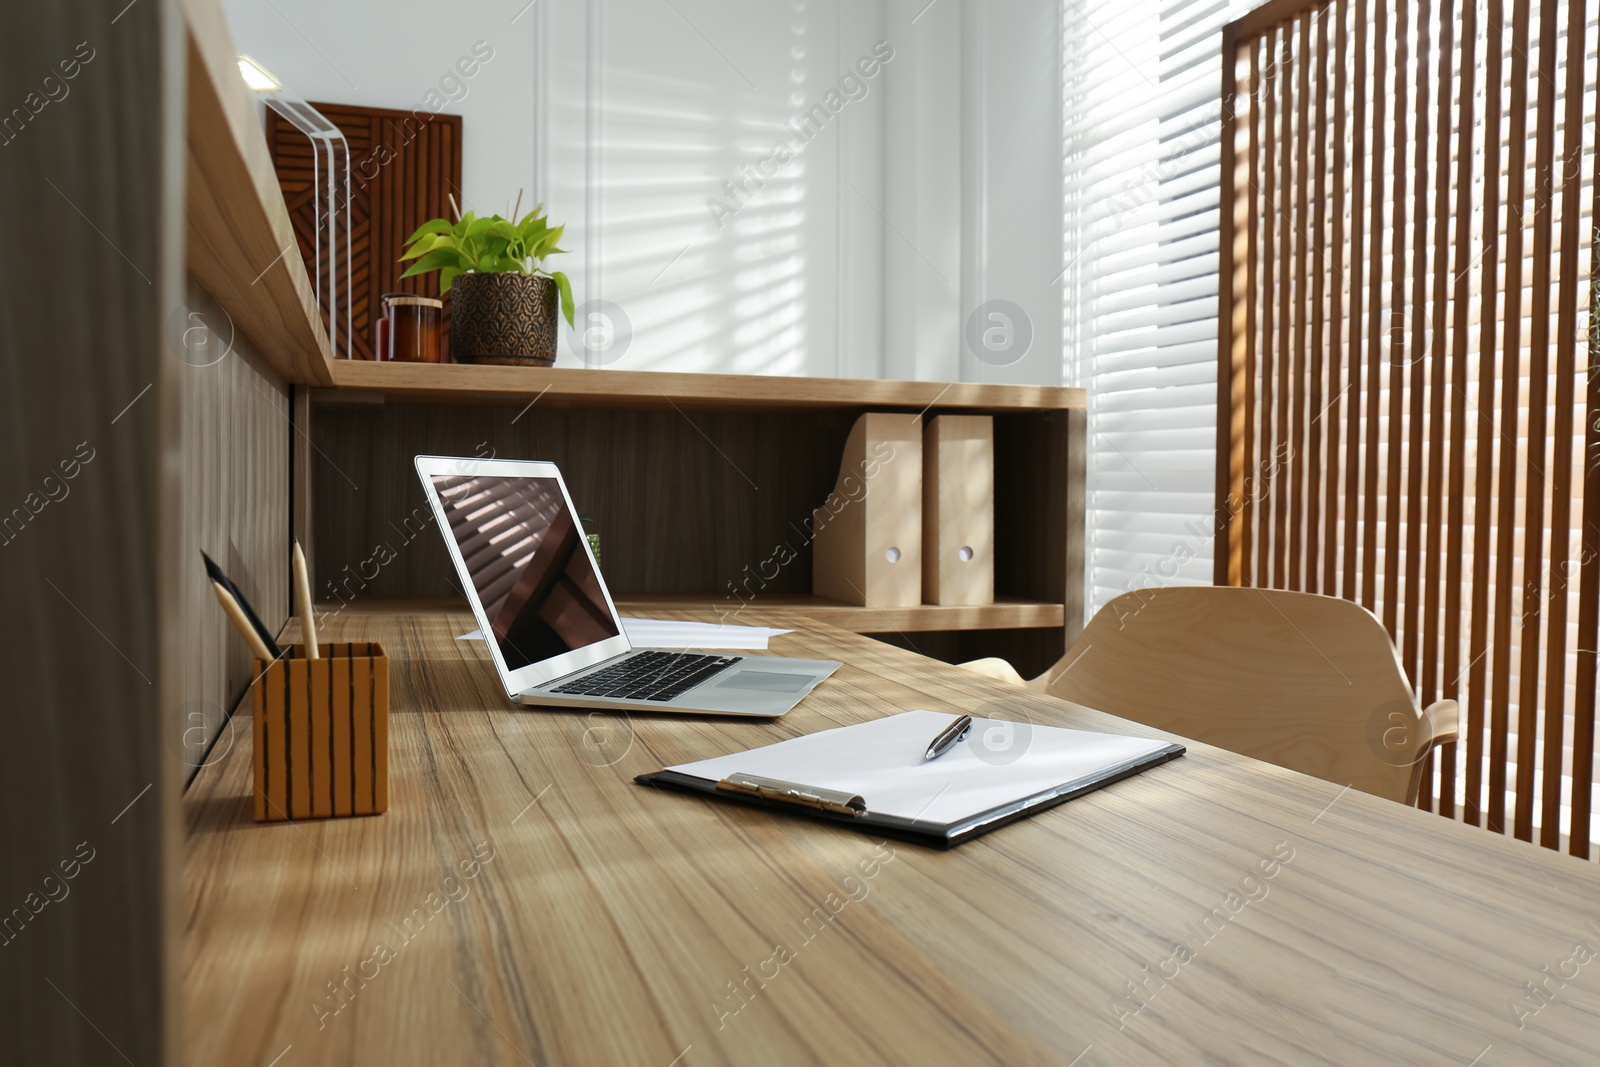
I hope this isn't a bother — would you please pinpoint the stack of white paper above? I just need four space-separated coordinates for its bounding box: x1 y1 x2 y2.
618 617 793 650
456 617 793 651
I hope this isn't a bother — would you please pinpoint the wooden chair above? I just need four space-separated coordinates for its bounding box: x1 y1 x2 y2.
961 586 1458 805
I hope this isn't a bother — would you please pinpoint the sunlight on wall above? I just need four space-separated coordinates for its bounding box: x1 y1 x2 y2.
559 0 821 376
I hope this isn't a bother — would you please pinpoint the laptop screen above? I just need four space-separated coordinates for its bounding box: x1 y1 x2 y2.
429 474 619 672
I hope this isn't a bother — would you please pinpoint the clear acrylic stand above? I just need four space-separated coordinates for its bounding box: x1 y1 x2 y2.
261 92 352 360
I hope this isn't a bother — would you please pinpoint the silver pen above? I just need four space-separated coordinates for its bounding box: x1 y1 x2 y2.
924 715 973 761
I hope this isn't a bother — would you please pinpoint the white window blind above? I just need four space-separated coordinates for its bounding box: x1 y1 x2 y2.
1063 0 1258 617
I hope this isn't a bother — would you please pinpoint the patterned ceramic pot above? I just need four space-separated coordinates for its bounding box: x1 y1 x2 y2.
449 272 558 366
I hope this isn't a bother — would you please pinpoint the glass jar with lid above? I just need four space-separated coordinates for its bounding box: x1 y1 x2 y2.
378 294 443 363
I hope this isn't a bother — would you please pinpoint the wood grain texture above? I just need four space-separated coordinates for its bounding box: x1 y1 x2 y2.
1467 0 1505 829
1305 8 1327 596
184 606 1600 1065
1272 25 1291 590
1257 25 1277 591
1289 12 1309 591
1343 0 1367 604
1490 0 1532 838
0 2 182 1062
179 0 334 385
1360 0 1384 613
1436 0 1469 821
1574 0 1600 857
266 102 462 363
177 280 290 788
327 360 1087 413
1380 0 1407 640
1324 0 1346 598
1217 24 1247 587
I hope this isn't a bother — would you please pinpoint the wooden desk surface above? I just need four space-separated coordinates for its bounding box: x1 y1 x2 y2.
185 609 1600 1065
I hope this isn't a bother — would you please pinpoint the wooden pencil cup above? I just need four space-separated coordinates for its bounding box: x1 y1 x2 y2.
252 643 390 822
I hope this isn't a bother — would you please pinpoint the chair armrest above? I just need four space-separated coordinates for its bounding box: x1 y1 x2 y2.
957 657 1028 687
1421 699 1459 747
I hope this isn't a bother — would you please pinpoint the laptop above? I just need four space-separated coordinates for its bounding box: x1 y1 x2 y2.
415 456 841 716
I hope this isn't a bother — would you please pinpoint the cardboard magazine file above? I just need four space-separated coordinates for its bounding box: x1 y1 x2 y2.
921 415 995 605
252 642 390 822
811 412 922 607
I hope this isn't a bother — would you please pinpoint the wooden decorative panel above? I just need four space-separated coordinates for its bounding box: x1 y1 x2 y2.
1217 0 1599 857
177 280 289 788
267 103 462 361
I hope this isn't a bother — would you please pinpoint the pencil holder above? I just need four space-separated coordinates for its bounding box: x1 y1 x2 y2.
252 642 390 822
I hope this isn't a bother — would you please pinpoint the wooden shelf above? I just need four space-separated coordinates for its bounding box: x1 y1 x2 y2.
616 594 1065 632
181 0 335 385
321 361 1086 413
319 595 1065 634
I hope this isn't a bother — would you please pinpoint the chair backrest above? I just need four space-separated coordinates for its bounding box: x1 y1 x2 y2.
1047 586 1429 803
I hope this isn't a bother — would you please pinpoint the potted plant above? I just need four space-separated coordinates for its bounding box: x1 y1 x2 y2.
399 198 575 367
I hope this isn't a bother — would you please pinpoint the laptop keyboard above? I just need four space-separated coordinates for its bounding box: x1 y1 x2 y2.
549 651 742 702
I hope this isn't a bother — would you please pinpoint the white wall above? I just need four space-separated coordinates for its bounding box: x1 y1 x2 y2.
223 0 540 217
223 0 1062 384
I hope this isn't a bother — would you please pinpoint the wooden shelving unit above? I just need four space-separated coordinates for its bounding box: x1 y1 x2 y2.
301 365 1084 676
172 0 1086 675
166 0 1088 675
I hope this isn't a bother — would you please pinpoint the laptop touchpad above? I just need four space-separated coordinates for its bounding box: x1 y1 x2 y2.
715 671 813 694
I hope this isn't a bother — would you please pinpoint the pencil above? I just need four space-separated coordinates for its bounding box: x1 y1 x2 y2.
292 537 319 659
211 581 276 663
201 550 281 657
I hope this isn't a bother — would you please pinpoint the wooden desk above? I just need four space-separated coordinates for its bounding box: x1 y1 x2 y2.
185 609 1600 1065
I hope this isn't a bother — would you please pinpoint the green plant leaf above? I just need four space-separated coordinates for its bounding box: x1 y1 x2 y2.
399 246 461 279
551 270 575 328
439 265 461 293
518 216 548 243
403 217 454 245
463 216 499 240
399 233 453 261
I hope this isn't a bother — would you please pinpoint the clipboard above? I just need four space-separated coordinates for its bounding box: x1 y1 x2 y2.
635 711 1185 849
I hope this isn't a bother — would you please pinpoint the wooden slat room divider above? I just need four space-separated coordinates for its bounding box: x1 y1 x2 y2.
1216 0 1599 856
268 103 463 362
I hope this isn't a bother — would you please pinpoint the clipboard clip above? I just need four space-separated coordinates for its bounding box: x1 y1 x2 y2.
717 772 867 817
